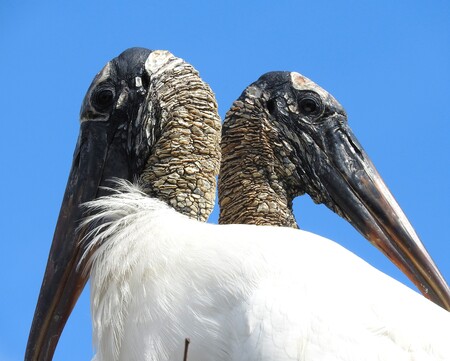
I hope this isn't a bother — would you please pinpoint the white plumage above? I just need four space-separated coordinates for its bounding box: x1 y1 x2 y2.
84 182 450 361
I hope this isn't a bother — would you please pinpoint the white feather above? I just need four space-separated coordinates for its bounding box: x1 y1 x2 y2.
83 182 450 361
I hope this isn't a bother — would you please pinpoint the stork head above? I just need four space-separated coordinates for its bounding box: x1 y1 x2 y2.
25 48 221 360
220 71 450 310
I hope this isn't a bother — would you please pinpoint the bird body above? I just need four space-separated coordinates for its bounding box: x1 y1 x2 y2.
86 183 450 361
219 72 450 308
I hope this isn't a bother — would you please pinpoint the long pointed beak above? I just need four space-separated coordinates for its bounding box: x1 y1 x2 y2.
25 121 117 361
314 119 450 310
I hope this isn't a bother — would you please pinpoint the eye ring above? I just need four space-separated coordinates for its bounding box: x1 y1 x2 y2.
299 98 317 114
297 91 324 119
92 87 115 112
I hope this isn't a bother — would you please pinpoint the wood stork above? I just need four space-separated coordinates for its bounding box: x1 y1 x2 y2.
26 50 450 360
218 71 450 308
25 47 222 360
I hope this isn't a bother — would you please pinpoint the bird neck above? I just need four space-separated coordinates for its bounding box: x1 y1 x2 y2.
218 98 298 228
138 54 222 222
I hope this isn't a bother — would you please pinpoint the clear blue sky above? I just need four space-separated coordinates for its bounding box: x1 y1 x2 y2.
1 1 449 360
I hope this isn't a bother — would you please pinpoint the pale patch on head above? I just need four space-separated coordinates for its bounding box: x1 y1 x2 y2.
290 72 330 101
97 62 112 83
246 85 262 99
145 50 174 74
290 72 310 90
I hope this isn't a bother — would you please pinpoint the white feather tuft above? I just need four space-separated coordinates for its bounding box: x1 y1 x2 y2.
80 183 450 361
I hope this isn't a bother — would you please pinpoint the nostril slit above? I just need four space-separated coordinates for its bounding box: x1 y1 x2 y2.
142 72 150 90
267 99 276 115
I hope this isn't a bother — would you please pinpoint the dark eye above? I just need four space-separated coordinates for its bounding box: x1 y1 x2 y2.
297 92 323 119
92 88 115 112
299 98 317 114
